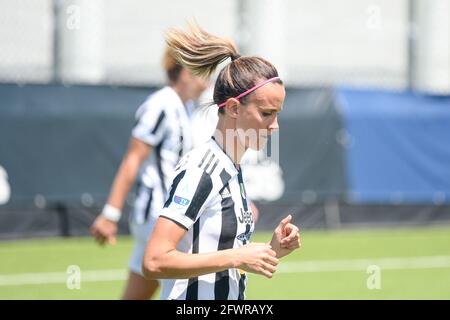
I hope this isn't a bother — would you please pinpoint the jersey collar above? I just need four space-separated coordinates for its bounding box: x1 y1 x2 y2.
209 137 239 177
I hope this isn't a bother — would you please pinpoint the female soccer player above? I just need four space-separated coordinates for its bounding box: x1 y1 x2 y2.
143 23 301 300
90 47 208 299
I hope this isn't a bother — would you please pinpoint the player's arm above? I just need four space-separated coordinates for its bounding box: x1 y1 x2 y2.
90 137 152 245
142 216 279 279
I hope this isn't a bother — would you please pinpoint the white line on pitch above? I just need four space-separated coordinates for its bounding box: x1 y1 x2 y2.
278 255 450 273
1 255 450 286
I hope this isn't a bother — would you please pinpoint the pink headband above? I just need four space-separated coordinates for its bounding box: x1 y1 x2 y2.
217 76 281 108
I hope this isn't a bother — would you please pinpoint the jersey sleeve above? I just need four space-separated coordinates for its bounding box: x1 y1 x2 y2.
131 101 167 146
159 166 215 230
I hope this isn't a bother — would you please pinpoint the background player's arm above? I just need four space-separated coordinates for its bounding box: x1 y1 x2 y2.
106 137 152 210
90 137 152 245
250 200 259 223
142 216 279 279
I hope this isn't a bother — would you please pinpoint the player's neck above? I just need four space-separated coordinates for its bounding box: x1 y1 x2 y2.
213 119 247 165
170 83 190 104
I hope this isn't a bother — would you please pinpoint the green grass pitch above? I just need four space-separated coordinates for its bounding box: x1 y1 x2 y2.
1 226 450 299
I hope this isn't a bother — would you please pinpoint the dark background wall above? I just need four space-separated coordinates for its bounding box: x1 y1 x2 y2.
1 84 449 239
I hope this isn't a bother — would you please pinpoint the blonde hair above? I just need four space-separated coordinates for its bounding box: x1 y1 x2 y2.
165 22 281 113
165 22 238 78
161 46 183 82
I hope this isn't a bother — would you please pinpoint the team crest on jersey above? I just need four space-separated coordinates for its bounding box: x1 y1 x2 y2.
173 195 190 206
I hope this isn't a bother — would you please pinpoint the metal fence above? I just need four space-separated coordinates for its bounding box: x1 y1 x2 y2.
0 0 448 93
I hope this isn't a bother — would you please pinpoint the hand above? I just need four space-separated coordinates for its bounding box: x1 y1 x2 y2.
235 243 279 279
270 214 301 258
90 215 117 246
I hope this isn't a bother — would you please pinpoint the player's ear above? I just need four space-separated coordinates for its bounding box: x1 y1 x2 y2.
223 98 240 118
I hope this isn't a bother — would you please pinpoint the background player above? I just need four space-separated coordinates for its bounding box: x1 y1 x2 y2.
90 47 208 299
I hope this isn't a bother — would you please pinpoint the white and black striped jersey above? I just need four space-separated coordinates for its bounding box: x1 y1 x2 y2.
159 137 255 300
131 86 193 224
